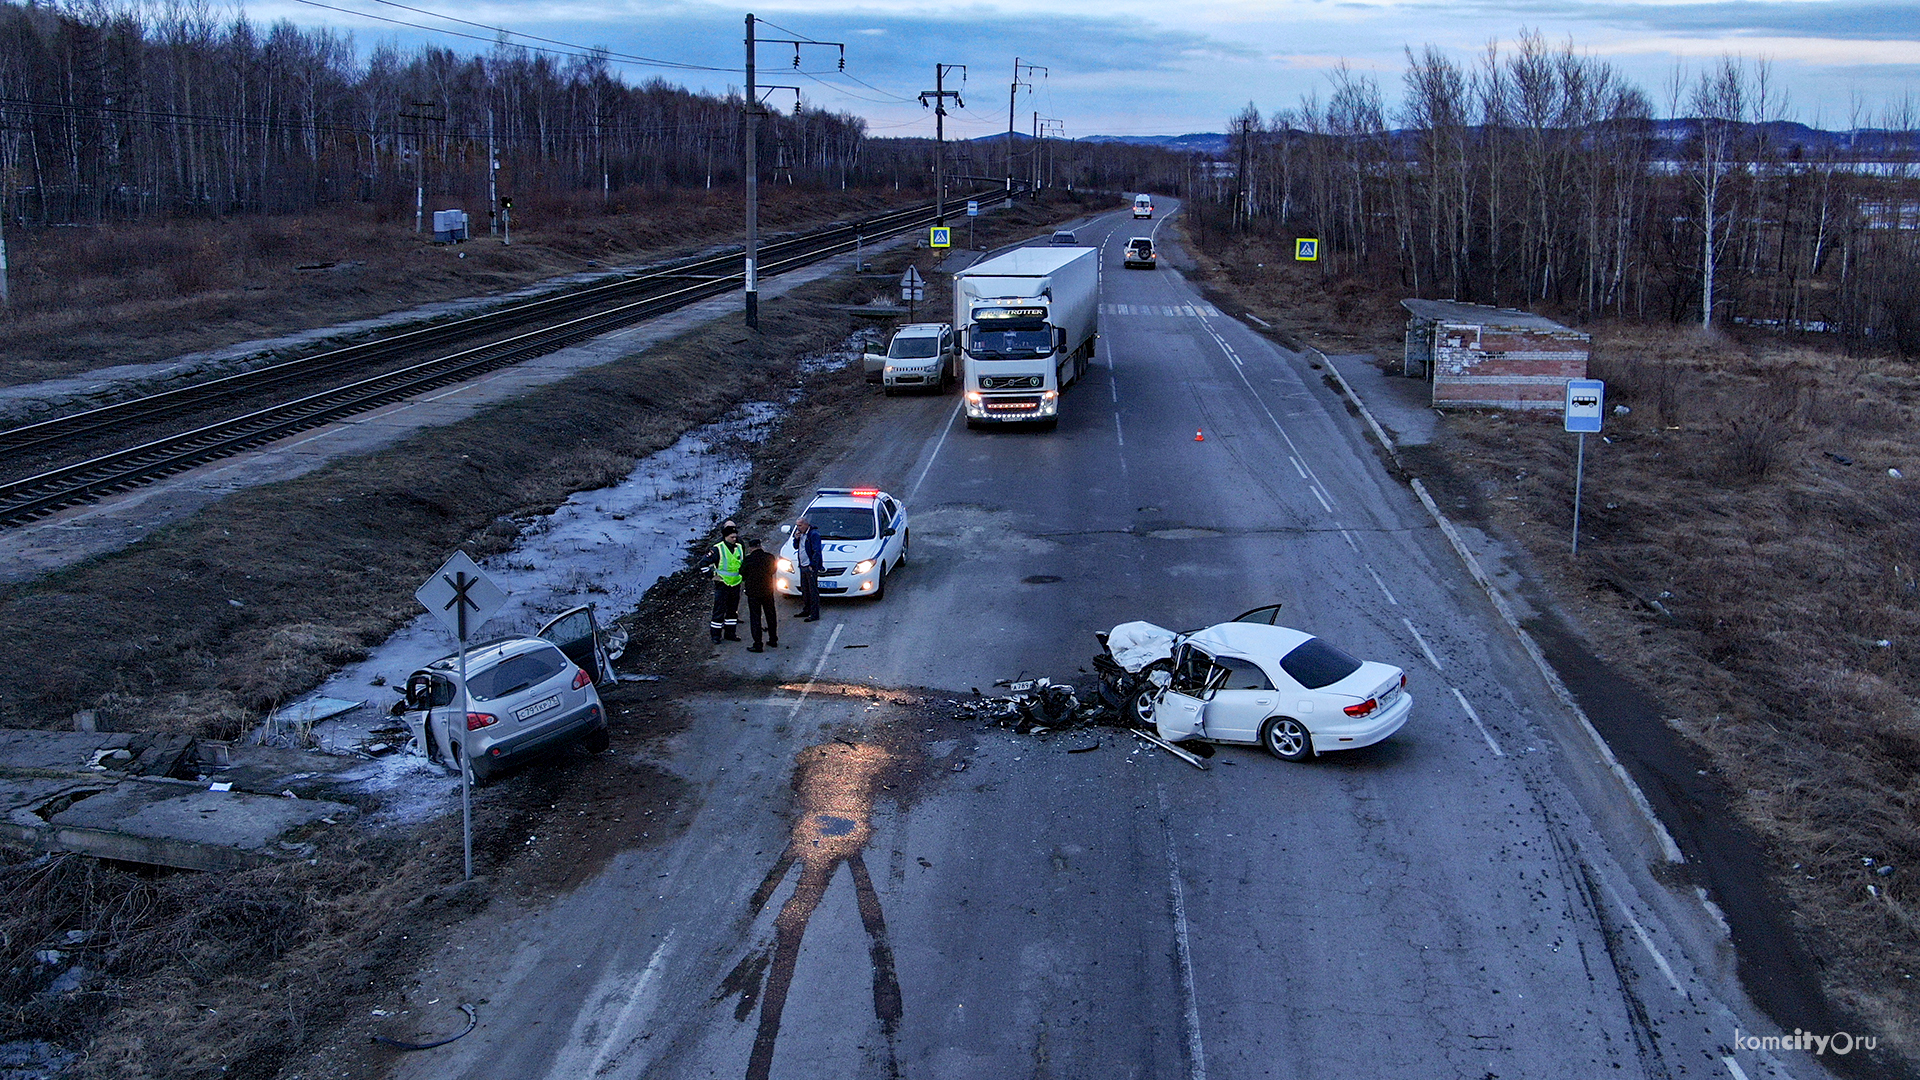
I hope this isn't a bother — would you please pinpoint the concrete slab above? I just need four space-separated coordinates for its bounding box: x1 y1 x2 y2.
41 782 350 872
0 727 362 870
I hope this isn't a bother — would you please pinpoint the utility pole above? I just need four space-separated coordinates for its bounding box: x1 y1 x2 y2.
487 105 498 237
1035 116 1062 189
920 64 965 223
743 13 840 329
1008 59 1046 190
400 101 443 234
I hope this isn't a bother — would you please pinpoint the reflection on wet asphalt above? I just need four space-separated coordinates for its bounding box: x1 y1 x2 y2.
723 740 904 1080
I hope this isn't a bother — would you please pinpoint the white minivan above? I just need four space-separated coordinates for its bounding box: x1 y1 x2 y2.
1133 194 1154 219
866 322 956 394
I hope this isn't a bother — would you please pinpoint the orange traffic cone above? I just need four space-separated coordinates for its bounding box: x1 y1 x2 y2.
1194 429 1205 442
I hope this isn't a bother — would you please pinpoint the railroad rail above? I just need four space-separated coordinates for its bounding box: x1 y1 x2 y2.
0 186 1018 527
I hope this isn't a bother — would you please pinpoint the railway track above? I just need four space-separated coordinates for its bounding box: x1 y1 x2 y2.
0 187 1015 527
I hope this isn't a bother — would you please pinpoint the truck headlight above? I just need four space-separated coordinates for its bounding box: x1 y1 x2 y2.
853 559 875 575
1042 390 1059 401
965 391 982 403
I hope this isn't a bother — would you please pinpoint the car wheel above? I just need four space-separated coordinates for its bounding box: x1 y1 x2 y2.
1128 660 1173 726
582 725 611 754
883 385 897 397
452 742 493 785
874 564 886 600
898 531 909 567
1260 717 1314 762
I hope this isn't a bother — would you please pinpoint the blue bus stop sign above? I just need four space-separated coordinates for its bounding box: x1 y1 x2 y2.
1564 379 1605 433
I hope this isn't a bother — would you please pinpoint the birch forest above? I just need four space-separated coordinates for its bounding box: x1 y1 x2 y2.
1190 33 1920 356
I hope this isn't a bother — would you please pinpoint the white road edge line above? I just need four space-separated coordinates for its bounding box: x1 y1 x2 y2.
1244 312 1271 329
1367 564 1400 606
1114 412 1125 447
1409 476 1685 863
1722 1055 1753 1080
1402 617 1441 669
779 622 845 716
570 928 677 1080
1157 785 1209 1080
1604 879 1689 1000
907 399 964 502
1449 686 1505 758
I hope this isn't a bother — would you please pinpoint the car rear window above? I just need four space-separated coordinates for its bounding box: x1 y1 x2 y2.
467 645 568 701
1278 638 1362 689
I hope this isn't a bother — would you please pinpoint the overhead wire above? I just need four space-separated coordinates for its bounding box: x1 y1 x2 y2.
289 0 736 73
357 0 728 72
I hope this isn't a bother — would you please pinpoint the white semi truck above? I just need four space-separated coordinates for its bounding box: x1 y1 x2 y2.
954 246 1099 430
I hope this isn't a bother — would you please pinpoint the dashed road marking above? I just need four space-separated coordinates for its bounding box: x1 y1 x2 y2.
1450 687 1505 757
1403 617 1441 669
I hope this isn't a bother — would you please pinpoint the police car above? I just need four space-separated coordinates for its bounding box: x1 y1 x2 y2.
777 488 909 600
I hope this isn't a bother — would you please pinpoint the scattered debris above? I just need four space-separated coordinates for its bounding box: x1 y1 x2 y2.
1825 451 1855 465
843 643 869 649
1067 742 1101 754
617 673 664 682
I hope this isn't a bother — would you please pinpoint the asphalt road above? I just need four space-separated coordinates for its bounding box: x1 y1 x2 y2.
390 202 1822 1080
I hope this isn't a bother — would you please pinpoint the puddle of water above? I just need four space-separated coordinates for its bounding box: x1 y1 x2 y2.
282 401 780 823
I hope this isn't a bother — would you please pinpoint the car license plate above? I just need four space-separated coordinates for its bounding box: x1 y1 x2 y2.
516 695 561 721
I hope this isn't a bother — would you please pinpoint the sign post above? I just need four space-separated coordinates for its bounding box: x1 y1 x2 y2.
416 551 507 880
900 265 926 321
966 199 979 249
1563 379 1605 556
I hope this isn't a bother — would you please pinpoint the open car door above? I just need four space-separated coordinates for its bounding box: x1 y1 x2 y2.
1154 643 1225 743
1231 604 1285 626
537 604 613 685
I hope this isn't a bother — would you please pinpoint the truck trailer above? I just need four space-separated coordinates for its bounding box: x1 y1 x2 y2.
954 246 1099 430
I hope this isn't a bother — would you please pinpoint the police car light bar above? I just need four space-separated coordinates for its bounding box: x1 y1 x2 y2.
815 488 881 498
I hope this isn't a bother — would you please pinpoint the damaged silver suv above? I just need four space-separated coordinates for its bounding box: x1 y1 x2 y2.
395 607 613 784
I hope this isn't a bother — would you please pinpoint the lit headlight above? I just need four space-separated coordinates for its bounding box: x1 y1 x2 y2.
777 557 794 572
1042 390 1059 401
853 559 876 574
965 391 982 403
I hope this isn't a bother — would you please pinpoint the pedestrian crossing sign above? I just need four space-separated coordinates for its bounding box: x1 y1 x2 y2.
929 227 952 248
1295 238 1319 261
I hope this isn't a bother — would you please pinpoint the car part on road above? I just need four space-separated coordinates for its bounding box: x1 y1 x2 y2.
374 1002 478 1050
1132 729 1209 770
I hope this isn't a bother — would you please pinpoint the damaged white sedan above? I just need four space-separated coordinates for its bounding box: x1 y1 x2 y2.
1106 612 1411 761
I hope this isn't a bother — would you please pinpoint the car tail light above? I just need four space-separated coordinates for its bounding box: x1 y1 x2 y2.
1343 698 1379 718
571 666 593 690
467 712 498 730
1400 673 1407 688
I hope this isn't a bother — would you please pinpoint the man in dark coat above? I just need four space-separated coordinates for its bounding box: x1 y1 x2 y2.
740 537 779 652
794 517 824 621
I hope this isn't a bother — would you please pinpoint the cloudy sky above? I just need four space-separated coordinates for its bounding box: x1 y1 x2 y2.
266 0 1920 136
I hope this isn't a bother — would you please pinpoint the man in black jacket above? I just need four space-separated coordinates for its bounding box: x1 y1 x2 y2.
740 537 779 652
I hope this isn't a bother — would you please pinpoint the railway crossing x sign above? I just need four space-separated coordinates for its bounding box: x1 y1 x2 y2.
416 550 506 643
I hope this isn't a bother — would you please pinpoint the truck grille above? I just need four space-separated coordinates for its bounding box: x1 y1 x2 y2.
984 396 1042 412
981 375 1043 390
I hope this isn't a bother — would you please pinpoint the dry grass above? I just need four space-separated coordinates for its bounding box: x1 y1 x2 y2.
1187 224 1920 1067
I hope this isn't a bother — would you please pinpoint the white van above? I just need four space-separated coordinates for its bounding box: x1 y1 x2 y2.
866 322 956 394
1133 194 1154 219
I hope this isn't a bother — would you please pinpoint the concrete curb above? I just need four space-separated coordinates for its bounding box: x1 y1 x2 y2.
1315 348 1686 865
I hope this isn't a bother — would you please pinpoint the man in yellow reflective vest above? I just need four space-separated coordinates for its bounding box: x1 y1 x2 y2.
698 524 745 644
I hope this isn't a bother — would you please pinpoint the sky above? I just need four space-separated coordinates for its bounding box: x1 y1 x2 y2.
262 0 1920 137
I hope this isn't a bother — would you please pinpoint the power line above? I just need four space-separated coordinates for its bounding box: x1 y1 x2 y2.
290 0 735 74
357 0 729 72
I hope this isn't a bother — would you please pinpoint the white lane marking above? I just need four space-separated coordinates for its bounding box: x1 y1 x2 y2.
1309 485 1332 514
907 399 965 502
1722 1056 1753 1080
774 621 845 716
1603 879 1689 999
560 929 677 1080
1366 564 1399 606
1156 786 1209 1080
1450 687 1505 757
1340 529 1358 551
1403 618 1441 670
1244 312 1271 328
1114 413 1125 447
1289 456 1307 479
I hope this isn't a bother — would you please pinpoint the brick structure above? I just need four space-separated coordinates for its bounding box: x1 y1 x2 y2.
1401 299 1589 410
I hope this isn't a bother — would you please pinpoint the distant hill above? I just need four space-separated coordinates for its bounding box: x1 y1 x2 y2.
971 123 1912 161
